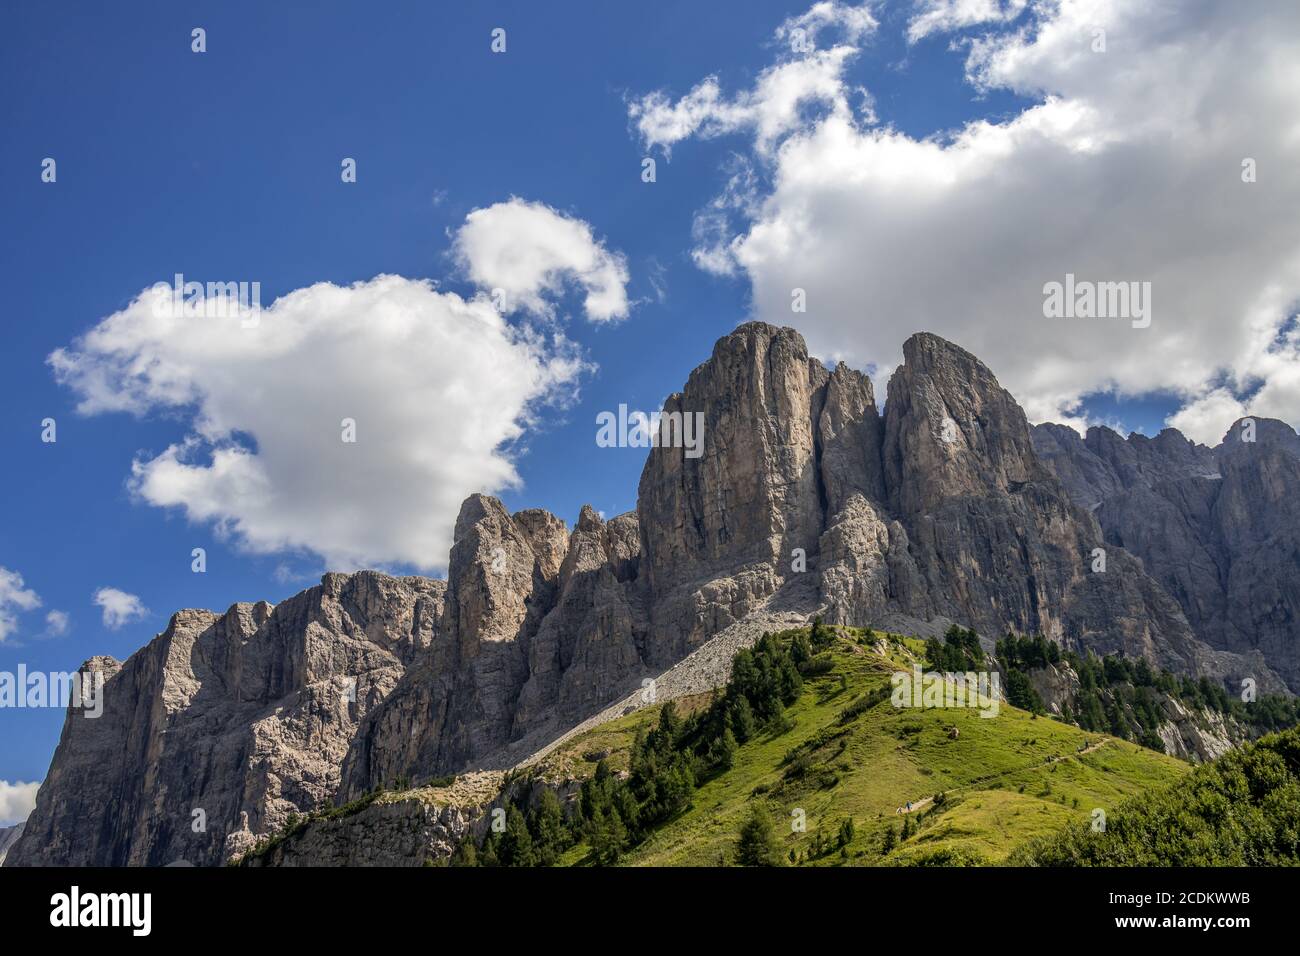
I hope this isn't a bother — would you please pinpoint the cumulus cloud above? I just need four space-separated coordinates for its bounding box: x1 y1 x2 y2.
777 1 879 48
49 201 627 571
0 780 39 826
452 198 630 322
629 3 877 155
629 51 861 156
93 587 148 630
907 0 1030 43
0 568 41 644
633 0 1300 446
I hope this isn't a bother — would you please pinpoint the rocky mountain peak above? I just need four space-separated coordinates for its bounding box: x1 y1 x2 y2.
1033 413 1300 695
636 321 829 656
575 503 604 533
511 508 569 583
1219 416 1300 459
884 331 1046 515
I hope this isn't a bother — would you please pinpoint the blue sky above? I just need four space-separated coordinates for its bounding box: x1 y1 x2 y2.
3 0 1297 810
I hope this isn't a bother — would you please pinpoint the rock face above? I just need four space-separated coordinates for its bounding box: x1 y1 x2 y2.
6 572 443 867
10 323 1297 867
239 797 481 868
820 333 1240 686
1033 422 1220 512
1033 417 1300 692
636 326 828 663
0 823 24 866
337 499 650 797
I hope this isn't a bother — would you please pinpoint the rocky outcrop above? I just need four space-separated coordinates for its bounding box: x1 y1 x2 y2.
819 333 1243 687
336 499 653 798
7 573 443 867
239 796 481 868
11 323 1296 867
637 325 829 663
1024 660 1250 762
1155 698 1242 763
0 823 24 866
1035 417 1300 692
510 507 646 735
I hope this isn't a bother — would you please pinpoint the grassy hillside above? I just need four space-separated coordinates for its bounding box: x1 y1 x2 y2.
506 626 1189 866
1010 725 1300 865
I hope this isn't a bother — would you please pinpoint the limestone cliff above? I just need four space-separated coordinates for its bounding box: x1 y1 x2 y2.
1033 417 1300 692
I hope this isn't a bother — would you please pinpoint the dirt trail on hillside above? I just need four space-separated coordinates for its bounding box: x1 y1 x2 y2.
898 737 1110 814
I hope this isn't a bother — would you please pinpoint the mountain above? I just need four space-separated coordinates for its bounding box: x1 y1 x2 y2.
5 575 441 865
8 323 1295 867
1032 417 1300 692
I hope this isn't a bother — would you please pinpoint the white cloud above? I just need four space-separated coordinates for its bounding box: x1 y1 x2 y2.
629 48 862 156
1165 390 1247 447
777 1 879 48
50 200 624 571
0 780 39 826
628 4 877 156
635 0 1300 446
43 609 70 637
0 567 42 644
907 0 1030 43
93 587 148 631
452 198 630 322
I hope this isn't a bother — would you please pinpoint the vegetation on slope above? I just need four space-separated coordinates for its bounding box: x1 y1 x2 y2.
451 622 1191 866
996 633 1300 751
1011 726 1300 865
459 623 814 866
247 623 1300 868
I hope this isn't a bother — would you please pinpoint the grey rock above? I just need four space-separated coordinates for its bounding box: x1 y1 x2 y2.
239 797 481 868
1036 415 1300 692
6 572 443 867
0 823 24 866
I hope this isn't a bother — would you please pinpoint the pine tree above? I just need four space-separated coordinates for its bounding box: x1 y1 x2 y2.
735 805 784 866
587 808 628 866
925 637 945 670
657 700 682 744
479 830 501 867
530 789 568 866
881 823 897 853
712 727 738 771
811 615 833 647
449 836 478 867
729 695 757 743
791 631 814 666
837 817 855 848
500 805 536 867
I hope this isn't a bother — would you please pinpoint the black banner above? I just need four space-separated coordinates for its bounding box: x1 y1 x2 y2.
0 866 1276 942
